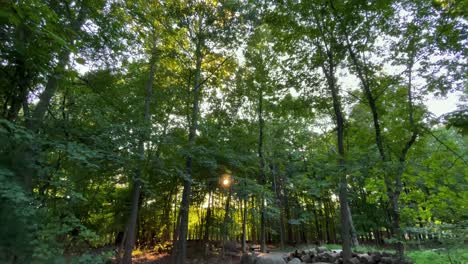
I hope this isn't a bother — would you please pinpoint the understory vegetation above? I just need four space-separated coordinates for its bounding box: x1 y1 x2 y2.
0 0 466 264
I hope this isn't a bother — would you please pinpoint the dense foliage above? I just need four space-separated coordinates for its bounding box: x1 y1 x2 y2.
0 0 466 263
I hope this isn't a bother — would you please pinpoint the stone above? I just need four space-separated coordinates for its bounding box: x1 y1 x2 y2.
333 259 343 264
309 248 318 255
371 252 382 263
241 253 256 264
288 258 301 264
382 252 392 258
302 254 313 263
317 246 328 253
321 252 338 263
313 253 324 262
349 257 360 264
358 253 374 264
255 254 287 264
224 240 240 252
380 256 394 264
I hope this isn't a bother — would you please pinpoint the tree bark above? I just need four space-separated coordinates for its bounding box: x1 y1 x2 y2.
221 187 232 259
271 163 285 249
16 2 87 193
257 86 267 253
345 29 418 260
390 60 417 260
203 190 212 244
310 4 357 259
121 37 157 264
27 3 87 132
174 35 203 264
251 196 257 244
322 50 354 261
242 196 247 253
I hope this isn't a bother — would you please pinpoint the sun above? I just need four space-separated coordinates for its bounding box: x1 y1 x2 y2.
222 178 230 186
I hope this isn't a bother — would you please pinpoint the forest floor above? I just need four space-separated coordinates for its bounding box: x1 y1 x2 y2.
122 242 280 264
112 243 468 264
127 251 242 264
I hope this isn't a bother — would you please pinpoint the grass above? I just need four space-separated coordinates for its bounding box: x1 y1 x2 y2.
289 244 467 264
407 248 468 264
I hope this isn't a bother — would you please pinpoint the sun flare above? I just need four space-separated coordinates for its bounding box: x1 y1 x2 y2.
222 178 230 186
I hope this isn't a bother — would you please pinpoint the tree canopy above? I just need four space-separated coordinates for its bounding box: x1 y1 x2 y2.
0 0 466 264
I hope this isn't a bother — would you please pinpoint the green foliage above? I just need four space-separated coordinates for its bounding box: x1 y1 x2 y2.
408 248 468 264
0 0 466 261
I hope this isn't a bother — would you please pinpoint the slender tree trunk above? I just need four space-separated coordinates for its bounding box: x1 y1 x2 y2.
173 191 181 242
271 163 285 249
322 52 353 262
345 33 418 260
242 196 247 253
203 191 212 244
251 196 257 245
391 60 417 260
222 187 232 259
285 195 293 244
121 37 157 264
257 86 267 253
311 201 320 242
174 36 203 264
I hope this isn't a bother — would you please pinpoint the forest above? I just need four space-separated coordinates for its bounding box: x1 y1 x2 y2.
0 0 467 264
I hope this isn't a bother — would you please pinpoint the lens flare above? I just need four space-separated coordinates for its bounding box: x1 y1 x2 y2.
223 178 230 186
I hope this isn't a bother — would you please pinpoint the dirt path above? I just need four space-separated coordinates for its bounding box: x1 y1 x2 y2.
127 252 241 264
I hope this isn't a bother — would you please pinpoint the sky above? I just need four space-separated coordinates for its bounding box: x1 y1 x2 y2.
426 92 463 117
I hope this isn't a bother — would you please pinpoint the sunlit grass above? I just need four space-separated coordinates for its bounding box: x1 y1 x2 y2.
132 248 144 256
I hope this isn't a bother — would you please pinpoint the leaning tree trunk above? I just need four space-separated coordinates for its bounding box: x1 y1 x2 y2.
121 37 157 264
17 3 87 193
345 32 418 260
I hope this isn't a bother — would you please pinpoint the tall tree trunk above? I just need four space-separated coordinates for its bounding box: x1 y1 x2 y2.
121 37 157 264
284 194 293 244
271 163 285 249
203 190 212 244
242 196 247 253
390 59 417 260
251 196 257 244
322 51 353 261
311 4 357 257
257 86 267 253
221 187 232 259
345 32 418 259
312 200 321 242
174 36 203 264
